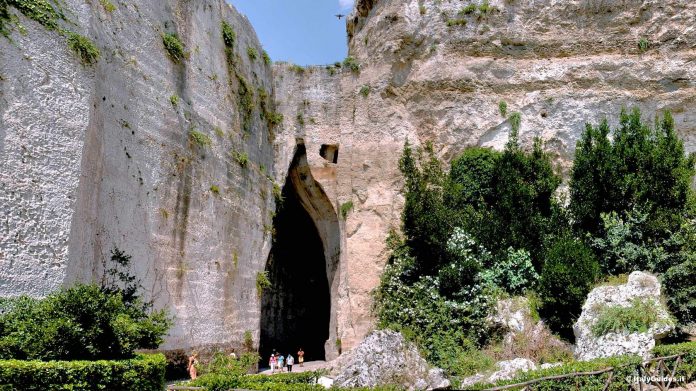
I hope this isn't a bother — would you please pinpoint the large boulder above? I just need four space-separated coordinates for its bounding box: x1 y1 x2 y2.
574 271 675 361
330 330 450 390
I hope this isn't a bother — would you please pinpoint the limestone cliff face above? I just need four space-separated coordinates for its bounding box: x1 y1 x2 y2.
2 0 696 355
1 0 276 349
273 0 696 352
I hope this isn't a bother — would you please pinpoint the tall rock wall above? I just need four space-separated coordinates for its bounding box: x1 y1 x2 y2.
273 0 696 352
2 0 696 354
1 0 277 349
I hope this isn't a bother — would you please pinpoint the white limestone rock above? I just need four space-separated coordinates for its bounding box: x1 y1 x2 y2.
460 358 537 387
573 271 675 361
331 330 450 390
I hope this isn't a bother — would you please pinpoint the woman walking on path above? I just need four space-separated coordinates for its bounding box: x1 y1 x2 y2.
187 352 199 380
269 353 277 374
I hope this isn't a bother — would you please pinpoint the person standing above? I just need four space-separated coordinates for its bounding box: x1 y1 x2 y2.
278 354 285 372
286 354 294 372
269 353 277 374
297 348 304 367
187 352 199 380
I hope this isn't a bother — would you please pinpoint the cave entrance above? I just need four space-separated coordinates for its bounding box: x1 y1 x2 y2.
259 144 340 364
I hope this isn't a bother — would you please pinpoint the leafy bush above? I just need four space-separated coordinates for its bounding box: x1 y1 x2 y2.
652 341 696 382
538 236 600 340
446 18 466 27
170 94 179 106
199 351 259 376
67 32 100 65
359 85 371 97
190 370 325 391
479 247 538 295
222 21 236 48
0 285 170 361
592 209 667 274
569 109 695 242
163 33 185 62
99 0 116 12
233 150 249 167
262 50 271 65
662 254 696 327
0 0 66 37
267 112 284 127
189 130 212 147
342 56 360 73
256 271 271 296
592 298 667 336
0 353 165 391
498 100 507 117
447 146 500 211
247 46 258 60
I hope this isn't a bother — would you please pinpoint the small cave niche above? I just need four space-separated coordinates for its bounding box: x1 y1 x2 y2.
319 144 339 164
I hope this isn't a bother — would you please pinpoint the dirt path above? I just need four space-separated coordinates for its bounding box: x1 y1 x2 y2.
257 360 329 375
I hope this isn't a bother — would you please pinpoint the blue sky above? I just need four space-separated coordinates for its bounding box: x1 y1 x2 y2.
228 0 354 66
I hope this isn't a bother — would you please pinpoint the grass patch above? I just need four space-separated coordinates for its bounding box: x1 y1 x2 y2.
359 85 371 97
214 126 224 138
232 150 249 168
447 18 467 27
638 38 649 52
272 183 283 205
0 0 67 37
596 273 629 287
247 46 258 60
163 33 185 63
236 74 254 131
289 64 305 74
419 4 427 15
262 50 271 65
210 185 220 195
67 32 100 65
170 94 179 106
459 4 477 15
99 0 116 12
256 271 271 296
592 298 666 336
296 113 305 126
340 201 354 220
189 130 211 148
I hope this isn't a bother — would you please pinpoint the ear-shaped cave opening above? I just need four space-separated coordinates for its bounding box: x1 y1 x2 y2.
259 144 340 364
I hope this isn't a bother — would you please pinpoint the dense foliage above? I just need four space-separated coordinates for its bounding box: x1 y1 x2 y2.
377 108 695 379
538 236 600 339
0 353 166 391
0 249 171 361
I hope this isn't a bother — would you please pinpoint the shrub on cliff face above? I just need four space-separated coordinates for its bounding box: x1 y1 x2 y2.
538 236 600 340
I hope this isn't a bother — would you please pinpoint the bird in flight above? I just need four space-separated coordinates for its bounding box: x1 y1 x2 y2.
335 14 345 19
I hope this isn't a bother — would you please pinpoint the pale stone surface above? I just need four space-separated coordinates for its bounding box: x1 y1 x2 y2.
330 330 450 390
1 0 276 350
574 271 675 361
460 358 537 388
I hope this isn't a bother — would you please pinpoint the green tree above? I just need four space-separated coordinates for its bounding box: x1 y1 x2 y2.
399 141 452 276
570 108 695 242
539 236 600 340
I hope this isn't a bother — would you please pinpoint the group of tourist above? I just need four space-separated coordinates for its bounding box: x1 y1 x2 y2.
269 348 304 373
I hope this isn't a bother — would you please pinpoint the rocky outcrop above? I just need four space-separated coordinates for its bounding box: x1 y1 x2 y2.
460 358 537 388
574 271 675 361
330 330 450 390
